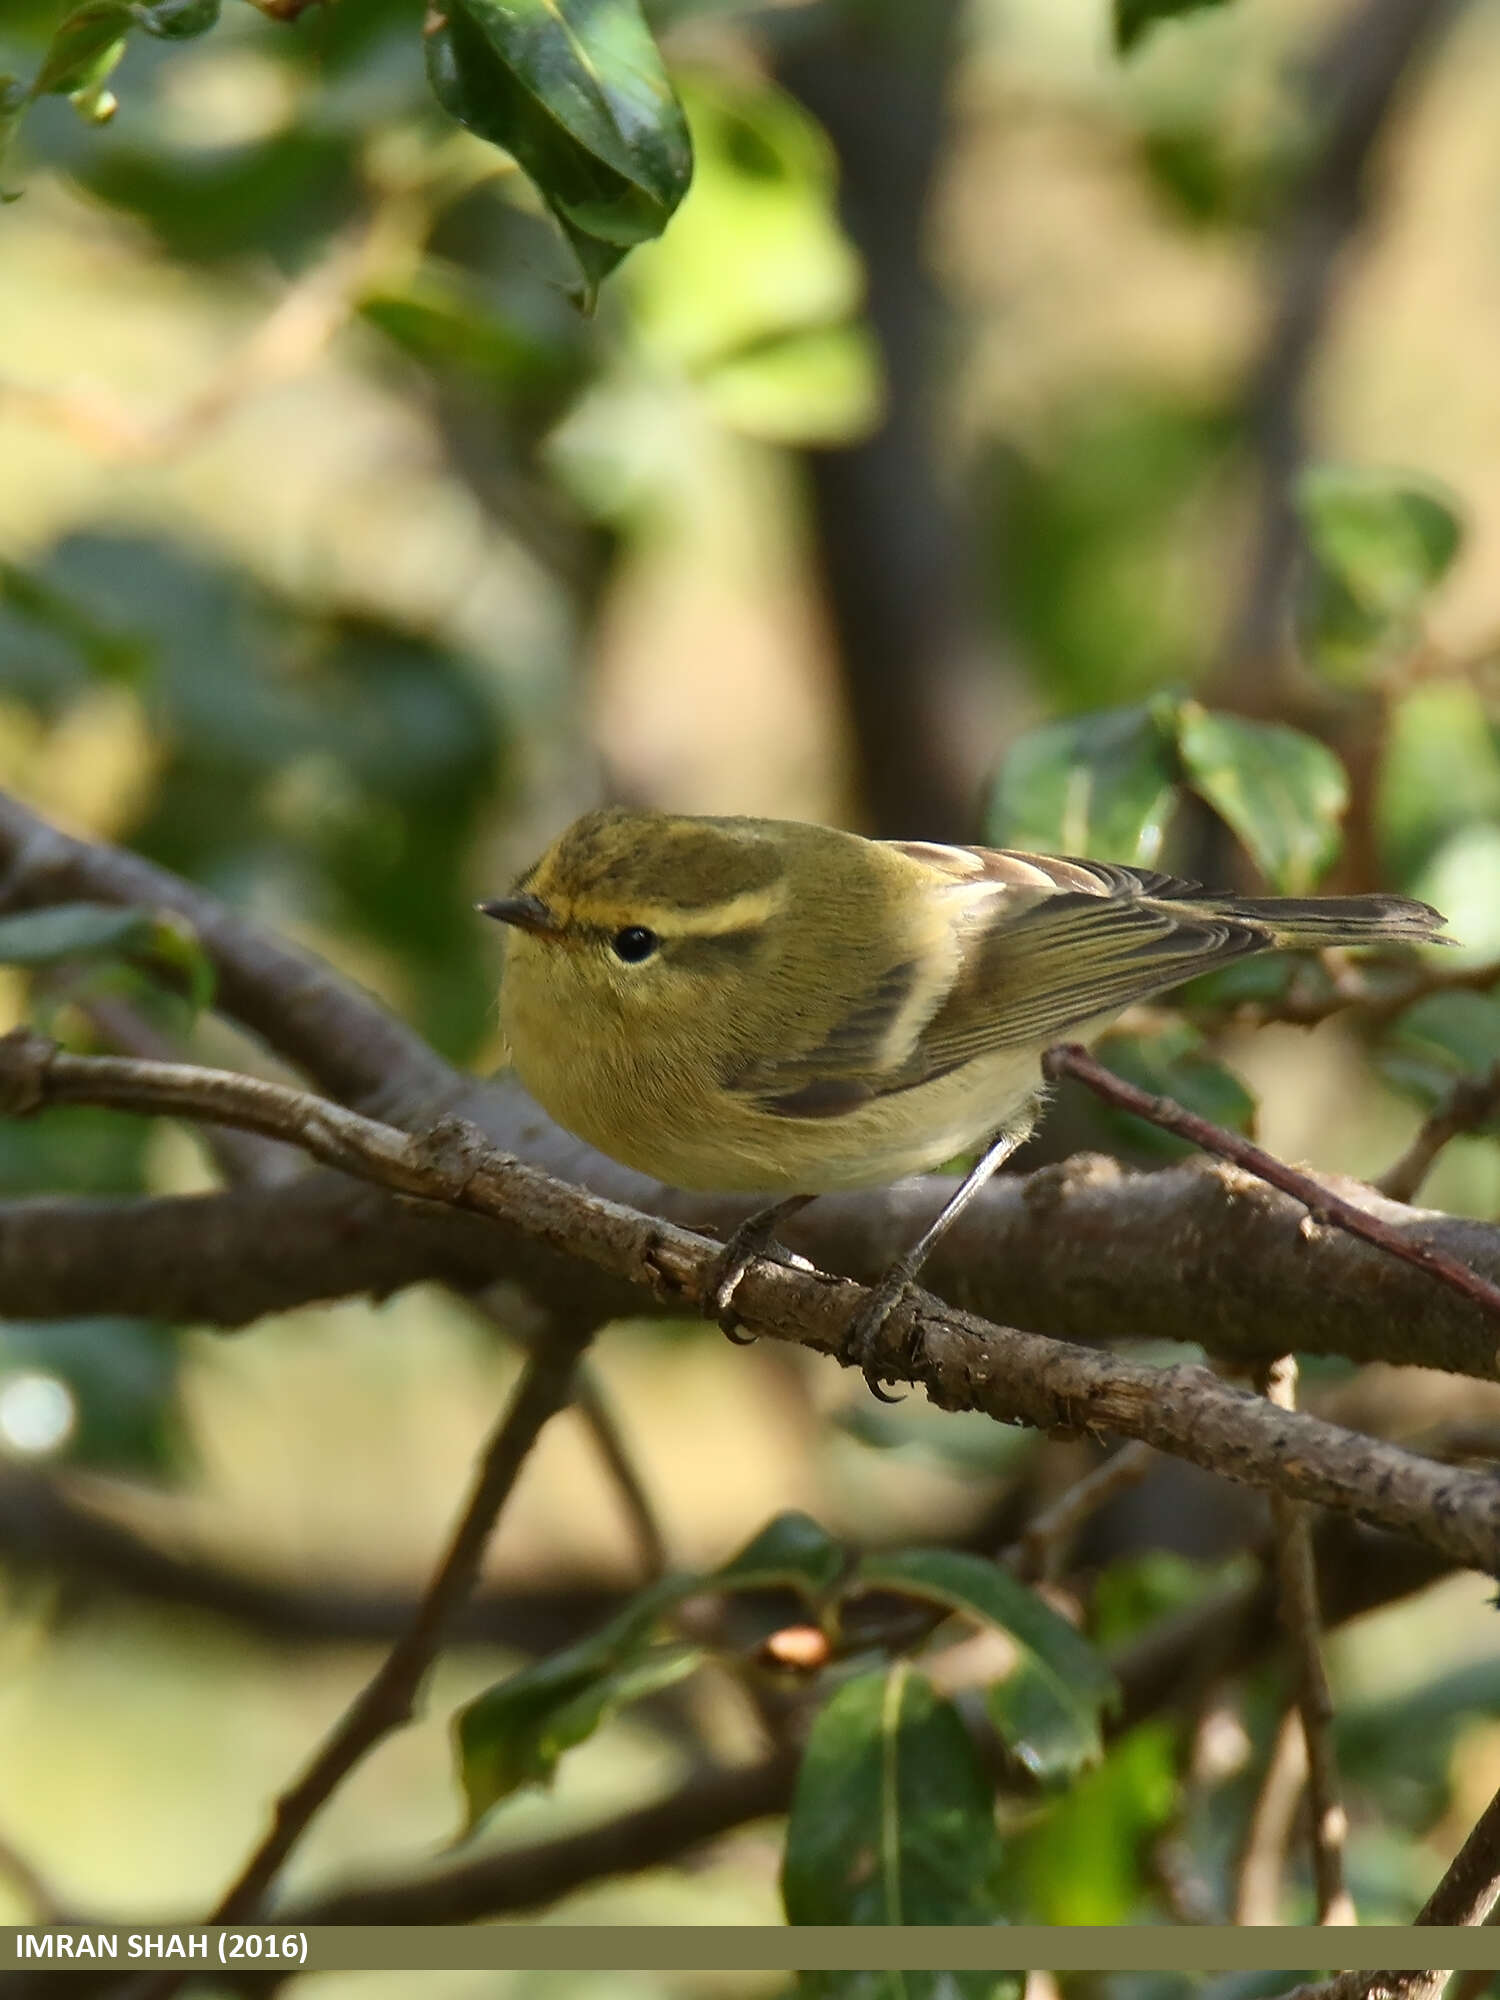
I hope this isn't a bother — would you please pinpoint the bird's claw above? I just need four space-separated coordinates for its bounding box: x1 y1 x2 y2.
706 1195 817 1346
844 1263 918 1402
708 1222 785 1345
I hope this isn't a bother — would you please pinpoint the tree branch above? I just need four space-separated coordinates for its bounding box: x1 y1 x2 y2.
7 1126 1500 1377
1377 1063 1500 1205
4 793 1500 1378
9 1036 1500 1573
0 791 461 1123
1043 1042 1500 1329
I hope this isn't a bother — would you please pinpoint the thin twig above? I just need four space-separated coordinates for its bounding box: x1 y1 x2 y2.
1415 1768 1500 1927
1236 1705 1308 1925
467 1287 669 1583
1270 1760 1500 1999
571 1361 670 1581
127 1328 592 2000
1272 1974 1450 2000
1265 1355 1355 1926
1004 1440 1155 1583
1377 1063 1500 1204
1043 1042 1500 1329
9 1036 1500 1572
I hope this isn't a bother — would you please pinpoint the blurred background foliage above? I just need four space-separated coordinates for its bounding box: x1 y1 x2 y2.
1 0 1500 1986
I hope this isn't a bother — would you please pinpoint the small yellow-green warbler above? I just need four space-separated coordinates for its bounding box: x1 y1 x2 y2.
481 808 1444 1387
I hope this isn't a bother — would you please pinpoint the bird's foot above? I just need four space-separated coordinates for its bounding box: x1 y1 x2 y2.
842 1258 920 1402
708 1196 814 1344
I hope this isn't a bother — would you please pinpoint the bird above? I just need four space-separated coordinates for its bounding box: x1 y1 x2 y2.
480 807 1447 1394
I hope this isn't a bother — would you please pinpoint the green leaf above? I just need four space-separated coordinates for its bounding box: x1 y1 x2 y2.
782 1663 1008 1934
1014 1720 1179 1923
985 698 1181 866
1176 703 1347 893
0 904 215 1011
0 904 157 967
453 1576 698 1826
129 0 220 37
623 76 878 444
1114 0 1233 55
1295 466 1463 681
1088 1022 1257 1160
709 1509 847 1601
1377 991 1500 1118
30 2 131 97
425 0 692 306
853 1549 1116 1784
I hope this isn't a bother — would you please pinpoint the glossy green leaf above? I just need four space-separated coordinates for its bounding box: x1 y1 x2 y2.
985 699 1180 866
782 1663 1008 1933
1295 466 1463 681
1114 0 1234 55
709 1509 847 1601
854 1548 1117 1784
1176 704 1347 893
453 1576 698 1825
0 904 215 1011
1089 1022 1257 1159
425 0 691 306
30 3 130 96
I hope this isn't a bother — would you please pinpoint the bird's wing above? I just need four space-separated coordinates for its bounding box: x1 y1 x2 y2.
890 843 1264 1066
725 844 1265 1119
723 954 930 1118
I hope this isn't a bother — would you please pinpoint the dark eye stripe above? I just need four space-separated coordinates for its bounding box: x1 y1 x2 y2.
667 928 762 971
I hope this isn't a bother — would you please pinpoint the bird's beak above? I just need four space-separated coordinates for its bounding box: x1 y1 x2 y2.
477 893 560 936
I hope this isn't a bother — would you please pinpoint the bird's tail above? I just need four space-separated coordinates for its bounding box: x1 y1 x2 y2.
1205 892 1449 951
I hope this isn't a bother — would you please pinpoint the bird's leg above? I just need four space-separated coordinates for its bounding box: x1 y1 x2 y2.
708 1193 818 1343
847 1127 1029 1402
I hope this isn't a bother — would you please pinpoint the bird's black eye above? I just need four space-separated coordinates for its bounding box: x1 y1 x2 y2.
611 926 659 964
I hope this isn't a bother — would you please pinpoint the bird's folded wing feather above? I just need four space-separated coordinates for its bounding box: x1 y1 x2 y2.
727 844 1265 1118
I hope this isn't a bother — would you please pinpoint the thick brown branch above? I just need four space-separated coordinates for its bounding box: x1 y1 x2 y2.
6 1125 1500 1378
10 1036 1500 1573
